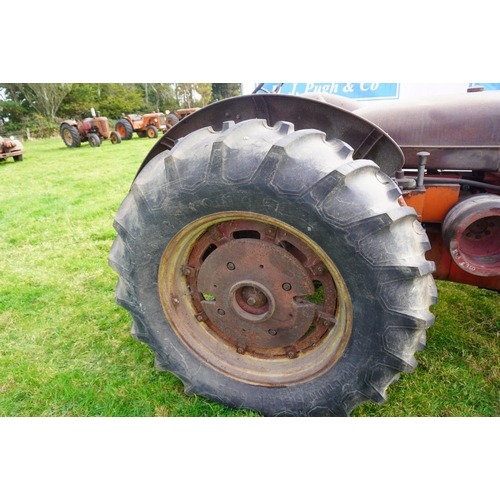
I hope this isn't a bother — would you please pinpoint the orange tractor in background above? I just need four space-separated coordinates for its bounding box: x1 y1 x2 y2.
115 112 167 140
164 108 200 129
115 109 201 140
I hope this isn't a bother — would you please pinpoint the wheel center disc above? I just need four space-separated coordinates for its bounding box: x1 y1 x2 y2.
197 238 316 349
159 212 352 386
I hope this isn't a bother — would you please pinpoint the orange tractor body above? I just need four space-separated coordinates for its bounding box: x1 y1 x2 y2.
115 112 167 139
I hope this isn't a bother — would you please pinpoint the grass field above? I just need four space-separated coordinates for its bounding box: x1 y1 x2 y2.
1 136 498 417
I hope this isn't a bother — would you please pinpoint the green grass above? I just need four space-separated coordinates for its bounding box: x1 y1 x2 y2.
1 137 498 417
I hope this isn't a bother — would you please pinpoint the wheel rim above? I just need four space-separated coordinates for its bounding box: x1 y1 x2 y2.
116 124 125 137
147 128 155 138
63 128 73 145
158 212 352 386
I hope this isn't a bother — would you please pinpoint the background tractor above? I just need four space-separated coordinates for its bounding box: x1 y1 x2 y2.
115 112 167 140
0 135 24 162
164 107 200 130
60 109 121 148
109 86 500 417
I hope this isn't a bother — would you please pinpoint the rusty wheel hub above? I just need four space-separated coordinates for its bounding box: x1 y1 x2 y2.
159 213 352 386
197 237 316 350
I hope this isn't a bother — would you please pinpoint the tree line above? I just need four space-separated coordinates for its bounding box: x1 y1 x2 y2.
0 83 241 137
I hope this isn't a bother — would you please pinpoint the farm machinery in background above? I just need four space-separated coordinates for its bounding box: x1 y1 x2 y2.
60 109 121 148
0 135 24 162
115 112 167 140
164 108 199 129
114 108 201 140
108 85 500 417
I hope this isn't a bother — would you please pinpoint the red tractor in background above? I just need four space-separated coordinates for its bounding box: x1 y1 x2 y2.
109 85 500 417
60 109 121 148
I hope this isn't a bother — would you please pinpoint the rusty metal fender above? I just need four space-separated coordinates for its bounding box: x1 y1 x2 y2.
133 93 404 184
60 119 78 128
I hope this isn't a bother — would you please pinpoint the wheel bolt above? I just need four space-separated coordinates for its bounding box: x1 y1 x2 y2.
237 347 245 354
268 329 277 336
227 262 235 270
217 309 225 315
282 283 292 291
247 297 256 306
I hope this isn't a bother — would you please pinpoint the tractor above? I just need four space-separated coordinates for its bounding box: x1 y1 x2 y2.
108 85 500 417
164 107 200 130
0 135 24 162
60 109 121 148
115 112 167 140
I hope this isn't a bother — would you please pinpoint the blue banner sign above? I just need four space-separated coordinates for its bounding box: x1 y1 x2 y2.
259 83 400 100
469 83 500 91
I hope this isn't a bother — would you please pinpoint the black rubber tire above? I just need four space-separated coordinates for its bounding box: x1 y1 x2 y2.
165 113 179 129
110 131 122 144
88 133 101 147
146 125 158 138
109 118 437 416
60 123 81 148
13 154 23 162
115 119 134 140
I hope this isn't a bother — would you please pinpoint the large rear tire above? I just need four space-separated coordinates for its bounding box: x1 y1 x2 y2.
109 118 436 416
165 113 179 129
60 123 81 148
115 119 134 140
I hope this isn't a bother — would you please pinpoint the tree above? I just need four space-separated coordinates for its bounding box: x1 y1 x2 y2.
140 83 178 114
174 83 212 107
18 83 73 120
93 84 144 119
212 83 241 102
1 84 38 133
58 84 101 120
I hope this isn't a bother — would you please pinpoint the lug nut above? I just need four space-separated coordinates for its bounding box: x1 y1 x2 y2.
282 283 292 291
268 329 277 336
217 309 226 315
227 262 235 270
